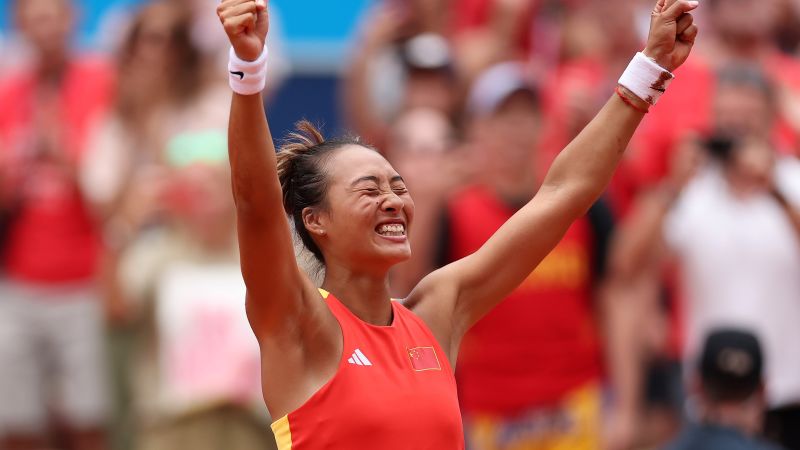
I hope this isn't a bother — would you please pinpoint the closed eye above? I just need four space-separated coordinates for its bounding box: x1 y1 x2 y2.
360 187 381 196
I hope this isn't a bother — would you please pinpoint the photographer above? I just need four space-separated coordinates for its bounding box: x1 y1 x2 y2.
611 65 800 450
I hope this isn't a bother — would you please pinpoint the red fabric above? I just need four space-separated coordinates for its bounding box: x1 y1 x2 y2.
446 185 600 415
450 0 539 54
282 292 464 449
0 57 115 284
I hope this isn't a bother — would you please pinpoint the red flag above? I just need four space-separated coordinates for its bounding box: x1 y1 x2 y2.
407 347 441 371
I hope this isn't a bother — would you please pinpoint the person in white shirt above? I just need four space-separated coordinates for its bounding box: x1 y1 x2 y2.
611 64 800 449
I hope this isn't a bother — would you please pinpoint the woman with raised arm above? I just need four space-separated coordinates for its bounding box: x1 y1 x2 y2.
216 0 698 448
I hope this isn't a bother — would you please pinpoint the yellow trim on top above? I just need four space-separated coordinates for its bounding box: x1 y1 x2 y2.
270 415 293 449
320 288 398 303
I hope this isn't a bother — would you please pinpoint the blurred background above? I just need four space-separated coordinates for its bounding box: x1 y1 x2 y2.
1 0 800 450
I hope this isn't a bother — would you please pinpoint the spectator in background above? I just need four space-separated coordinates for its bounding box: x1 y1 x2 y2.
82 0 231 225
434 62 617 450
612 65 800 450
112 141 274 450
537 0 645 163
0 0 115 449
81 0 233 321
343 1 458 150
79 2 233 447
665 329 783 450
451 0 538 72
385 107 470 297
608 1 800 440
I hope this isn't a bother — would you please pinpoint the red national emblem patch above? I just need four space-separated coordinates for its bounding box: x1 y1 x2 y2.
407 346 441 371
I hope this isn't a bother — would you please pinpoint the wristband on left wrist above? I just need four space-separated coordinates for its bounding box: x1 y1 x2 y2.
228 45 269 96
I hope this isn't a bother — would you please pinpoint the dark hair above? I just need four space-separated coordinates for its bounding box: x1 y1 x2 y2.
700 329 764 403
716 64 775 107
277 121 373 264
118 1 203 114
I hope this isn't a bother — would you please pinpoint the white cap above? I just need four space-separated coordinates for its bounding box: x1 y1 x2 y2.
467 62 537 117
403 33 452 70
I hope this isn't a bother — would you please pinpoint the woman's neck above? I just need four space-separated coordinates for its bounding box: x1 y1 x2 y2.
321 265 393 326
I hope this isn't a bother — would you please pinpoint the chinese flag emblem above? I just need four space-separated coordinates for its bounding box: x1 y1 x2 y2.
407 346 441 371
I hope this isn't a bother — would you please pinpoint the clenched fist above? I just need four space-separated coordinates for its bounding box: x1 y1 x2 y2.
643 0 699 71
217 0 269 62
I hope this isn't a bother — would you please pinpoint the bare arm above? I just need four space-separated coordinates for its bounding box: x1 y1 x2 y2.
600 259 664 449
218 0 314 335
440 94 647 329
411 0 700 349
342 5 405 150
615 186 680 279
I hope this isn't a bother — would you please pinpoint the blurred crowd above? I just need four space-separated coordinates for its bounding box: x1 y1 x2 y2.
1 0 800 450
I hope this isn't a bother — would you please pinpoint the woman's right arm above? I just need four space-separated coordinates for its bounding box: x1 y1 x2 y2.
219 0 315 336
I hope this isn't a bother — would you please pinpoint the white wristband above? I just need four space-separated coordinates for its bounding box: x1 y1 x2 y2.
228 46 268 95
618 52 674 106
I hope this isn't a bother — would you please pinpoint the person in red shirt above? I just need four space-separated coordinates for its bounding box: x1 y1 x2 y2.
216 0 697 448
434 61 615 450
0 0 114 448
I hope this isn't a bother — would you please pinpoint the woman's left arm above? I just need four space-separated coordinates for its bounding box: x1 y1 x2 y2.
411 0 699 348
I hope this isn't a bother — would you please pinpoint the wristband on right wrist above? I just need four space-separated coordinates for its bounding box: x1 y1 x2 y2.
228 45 269 96
618 52 675 106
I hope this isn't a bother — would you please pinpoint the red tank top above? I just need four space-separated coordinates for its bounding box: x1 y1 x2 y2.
270 289 464 449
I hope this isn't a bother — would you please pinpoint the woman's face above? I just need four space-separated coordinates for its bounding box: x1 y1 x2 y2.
308 146 414 271
711 0 781 42
476 92 541 176
134 19 172 69
16 0 73 60
131 6 180 69
714 84 774 140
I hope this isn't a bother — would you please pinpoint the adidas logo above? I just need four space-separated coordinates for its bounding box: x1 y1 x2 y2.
347 348 373 366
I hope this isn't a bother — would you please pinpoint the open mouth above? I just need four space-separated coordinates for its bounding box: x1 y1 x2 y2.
375 223 406 238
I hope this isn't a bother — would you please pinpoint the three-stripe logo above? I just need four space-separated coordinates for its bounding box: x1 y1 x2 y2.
347 348 372 366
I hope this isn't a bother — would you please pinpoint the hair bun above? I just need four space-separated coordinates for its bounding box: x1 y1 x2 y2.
276 120 327 214
274 121 374 264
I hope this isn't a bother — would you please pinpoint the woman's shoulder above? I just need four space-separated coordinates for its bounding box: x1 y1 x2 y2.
401 266 457 310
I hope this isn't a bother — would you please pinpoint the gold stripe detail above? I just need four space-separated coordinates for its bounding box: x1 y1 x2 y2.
318 288 330 299
270 415 293 449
